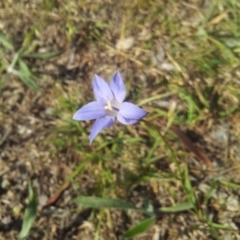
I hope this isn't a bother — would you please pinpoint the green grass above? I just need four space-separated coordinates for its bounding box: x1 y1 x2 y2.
1 0 240 239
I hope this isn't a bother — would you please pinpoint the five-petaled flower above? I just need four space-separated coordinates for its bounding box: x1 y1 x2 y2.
73 72 148 143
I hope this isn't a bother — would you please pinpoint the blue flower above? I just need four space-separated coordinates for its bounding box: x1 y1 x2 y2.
73 72 148 143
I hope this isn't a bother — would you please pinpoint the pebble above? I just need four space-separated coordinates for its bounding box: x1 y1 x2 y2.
1 216 12 225
116 37 134 50
226 196 239 212
38 194 48 206
1 179 10 188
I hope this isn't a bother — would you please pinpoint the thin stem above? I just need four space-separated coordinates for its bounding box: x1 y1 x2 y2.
141 119 180 169
141 119 198 213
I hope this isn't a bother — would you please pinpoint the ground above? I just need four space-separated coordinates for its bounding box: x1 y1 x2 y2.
1 0 240 239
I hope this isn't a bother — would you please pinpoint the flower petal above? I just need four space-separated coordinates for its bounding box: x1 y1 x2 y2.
117 102 148 125
93 75 114 103
109 72 126 103
73 101 106 121
90 116 115 143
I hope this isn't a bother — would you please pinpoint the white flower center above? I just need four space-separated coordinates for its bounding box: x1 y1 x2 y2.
104 99 121 117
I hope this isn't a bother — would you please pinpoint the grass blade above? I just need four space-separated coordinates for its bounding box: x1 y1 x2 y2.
17 59 40 90
183 164 197 206
159 201 194 213
0 32 13 50
121 217 155 239
18 182 37 239
23 50 63 59
219 179 240 189
74 196 140 210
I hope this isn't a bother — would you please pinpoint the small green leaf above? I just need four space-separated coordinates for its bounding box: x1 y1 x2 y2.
204 180 218 205
159 201 194 213
208 221 235 230
219 179 240 189
208 36 237 63
18 74 39 90
19 59 31 75
179 91 200 124
18 182 37 239
15 60 40 90
184 165 196 205
121 217 155 239
0 32 13 50
24 51 63 59
74 196 140 210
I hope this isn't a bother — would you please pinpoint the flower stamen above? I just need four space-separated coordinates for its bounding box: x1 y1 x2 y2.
104 100 113 111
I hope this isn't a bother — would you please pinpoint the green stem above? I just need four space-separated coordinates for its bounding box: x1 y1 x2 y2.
141 119 180 169
141 119 198 212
